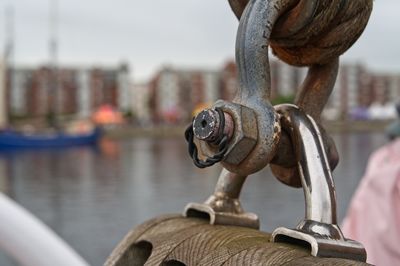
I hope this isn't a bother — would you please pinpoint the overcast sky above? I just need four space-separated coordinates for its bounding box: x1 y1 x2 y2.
0 0 399 82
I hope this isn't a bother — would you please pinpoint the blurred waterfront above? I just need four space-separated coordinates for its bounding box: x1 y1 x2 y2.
0 132 388 266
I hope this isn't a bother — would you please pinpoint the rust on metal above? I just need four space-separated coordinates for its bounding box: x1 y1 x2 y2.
271 59 340 186
192 109 234 143
185 169 259 229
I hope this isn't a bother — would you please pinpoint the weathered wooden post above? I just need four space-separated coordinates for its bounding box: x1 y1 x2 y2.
106 0 373 265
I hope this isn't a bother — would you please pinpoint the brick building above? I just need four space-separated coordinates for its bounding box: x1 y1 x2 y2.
146 67 220 124
324 64 400 120
140 60 311 125
7 64 131 119
139 60 400 125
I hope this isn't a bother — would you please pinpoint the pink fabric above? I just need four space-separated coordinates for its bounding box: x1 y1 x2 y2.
342 138 400 265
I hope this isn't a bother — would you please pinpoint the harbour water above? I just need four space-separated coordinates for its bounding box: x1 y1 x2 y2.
0 132 388 265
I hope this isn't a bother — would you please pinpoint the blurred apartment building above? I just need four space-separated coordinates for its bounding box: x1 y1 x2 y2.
324 64 400 120
149 67 221 124
7 64 131 119
135 60 400 125
135 60 306 125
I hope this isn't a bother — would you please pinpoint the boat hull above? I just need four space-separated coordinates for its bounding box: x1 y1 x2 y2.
0 128 101 149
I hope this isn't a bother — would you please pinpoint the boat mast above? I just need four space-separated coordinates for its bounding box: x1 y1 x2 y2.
48 0 59 128
1 6 15 128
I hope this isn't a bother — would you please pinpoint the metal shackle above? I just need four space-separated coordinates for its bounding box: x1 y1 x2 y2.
228 0 342 188
228 0 373 187
191 0 304 176
184 0 293 228
271 104 366 261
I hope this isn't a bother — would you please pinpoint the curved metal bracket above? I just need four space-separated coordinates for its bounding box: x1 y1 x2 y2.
184 169 259 229
271 105 366 262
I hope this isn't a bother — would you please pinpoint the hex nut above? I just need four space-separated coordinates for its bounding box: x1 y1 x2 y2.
198 100 258 166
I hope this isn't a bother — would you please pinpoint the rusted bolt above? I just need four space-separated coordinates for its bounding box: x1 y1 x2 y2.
197 102 262 173
193 109 234 143
218 103 259 167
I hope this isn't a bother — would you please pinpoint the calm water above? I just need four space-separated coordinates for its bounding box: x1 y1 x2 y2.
0 133 388 266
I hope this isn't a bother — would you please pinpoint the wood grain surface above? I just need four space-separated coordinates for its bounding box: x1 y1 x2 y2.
105 215 370 266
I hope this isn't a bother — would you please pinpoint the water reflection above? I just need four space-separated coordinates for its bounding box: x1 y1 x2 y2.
0 132 387 266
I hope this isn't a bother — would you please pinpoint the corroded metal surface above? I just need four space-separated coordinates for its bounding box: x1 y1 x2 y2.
184 0 287 229
185 169 259 229
229 0 373 66
198 103 259 167
271 59 340 187
192 109 234 143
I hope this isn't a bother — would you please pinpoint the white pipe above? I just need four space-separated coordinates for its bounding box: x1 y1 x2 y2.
0 193 89 266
